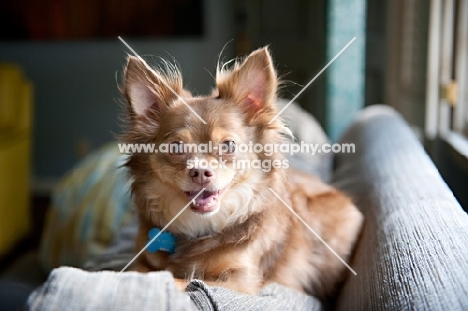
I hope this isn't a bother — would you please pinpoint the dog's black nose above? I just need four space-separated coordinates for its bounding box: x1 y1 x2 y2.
190 168 214 184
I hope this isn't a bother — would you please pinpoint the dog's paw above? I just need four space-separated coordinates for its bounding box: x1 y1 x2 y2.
174 278 189 291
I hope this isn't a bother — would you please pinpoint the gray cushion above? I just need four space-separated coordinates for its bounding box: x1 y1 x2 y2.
26 267 321 311
333 105 468 310
26 268 197 311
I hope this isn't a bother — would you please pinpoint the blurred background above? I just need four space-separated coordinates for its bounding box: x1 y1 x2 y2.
0 0 467 295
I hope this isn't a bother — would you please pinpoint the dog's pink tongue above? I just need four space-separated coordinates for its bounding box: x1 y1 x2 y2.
190 190 219 213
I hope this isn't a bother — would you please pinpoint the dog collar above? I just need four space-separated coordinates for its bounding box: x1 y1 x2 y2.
147 228 176 254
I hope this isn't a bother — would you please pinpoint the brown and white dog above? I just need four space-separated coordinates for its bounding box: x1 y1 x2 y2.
121 47 363 298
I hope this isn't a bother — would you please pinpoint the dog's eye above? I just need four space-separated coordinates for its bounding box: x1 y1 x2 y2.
222 140 236 154
169 142 184 155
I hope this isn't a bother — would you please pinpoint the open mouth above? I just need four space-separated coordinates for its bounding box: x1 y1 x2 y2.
184 189 223 214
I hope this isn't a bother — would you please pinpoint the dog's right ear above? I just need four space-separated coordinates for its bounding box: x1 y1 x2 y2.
123 56 182 117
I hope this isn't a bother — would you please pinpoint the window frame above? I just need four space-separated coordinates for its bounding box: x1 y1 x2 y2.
425 0 468 159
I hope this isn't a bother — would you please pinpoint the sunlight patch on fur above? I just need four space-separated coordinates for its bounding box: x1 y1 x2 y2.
268 187 357 275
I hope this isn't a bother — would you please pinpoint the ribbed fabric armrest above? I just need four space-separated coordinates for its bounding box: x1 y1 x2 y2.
333 105 468 310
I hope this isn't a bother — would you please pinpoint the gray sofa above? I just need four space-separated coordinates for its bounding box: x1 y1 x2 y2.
24 105 468 310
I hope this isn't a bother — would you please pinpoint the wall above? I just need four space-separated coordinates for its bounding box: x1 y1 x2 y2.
0 0 235 184
365 0 387 107
385 0 429 132
238 0 328 126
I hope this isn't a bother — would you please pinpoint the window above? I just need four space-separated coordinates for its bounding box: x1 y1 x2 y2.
425 0 468 157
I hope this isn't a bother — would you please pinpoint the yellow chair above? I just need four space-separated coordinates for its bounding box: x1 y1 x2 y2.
0 63 33 257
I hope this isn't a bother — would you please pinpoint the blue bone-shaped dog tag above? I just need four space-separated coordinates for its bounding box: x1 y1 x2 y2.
147 228 176 254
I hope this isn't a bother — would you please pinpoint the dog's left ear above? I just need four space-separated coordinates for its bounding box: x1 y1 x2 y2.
216 47 277 116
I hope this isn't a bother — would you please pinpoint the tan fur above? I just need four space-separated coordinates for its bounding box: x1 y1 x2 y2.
121 47 363 298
